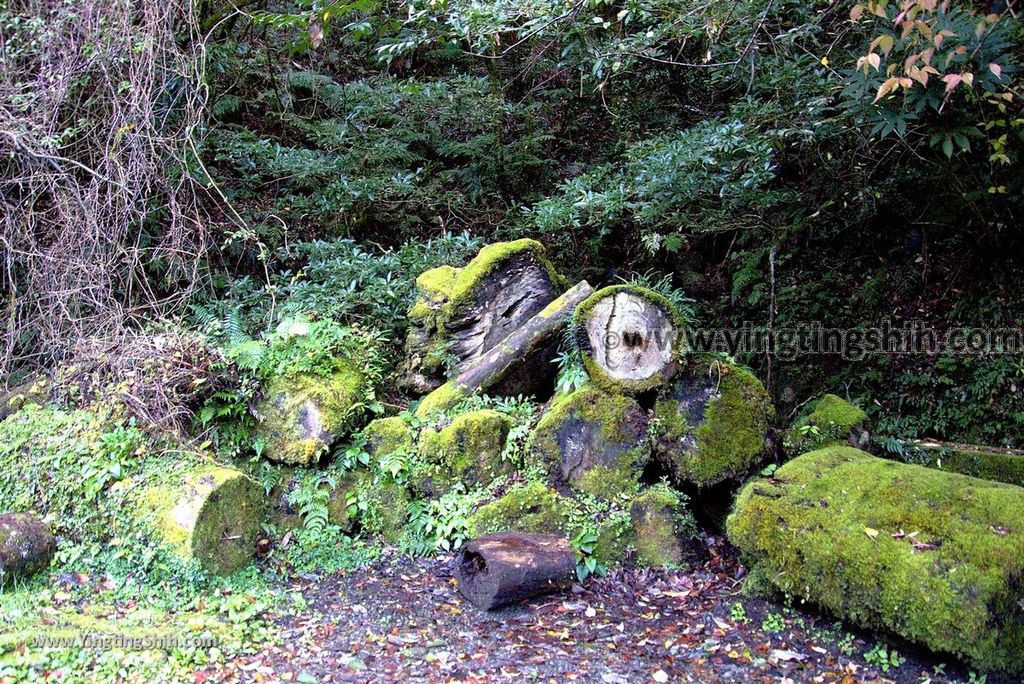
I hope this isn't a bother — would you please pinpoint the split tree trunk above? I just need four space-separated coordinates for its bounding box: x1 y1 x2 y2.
416 281 594 417
575 286 679 394
456 532 575 610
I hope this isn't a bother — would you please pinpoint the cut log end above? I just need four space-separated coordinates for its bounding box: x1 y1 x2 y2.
456 532 575 611
576 286 678 394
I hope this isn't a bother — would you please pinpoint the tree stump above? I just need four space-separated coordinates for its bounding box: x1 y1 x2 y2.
456 532 575 610
574 285 679 394
402 240 563 396
0 512 56 584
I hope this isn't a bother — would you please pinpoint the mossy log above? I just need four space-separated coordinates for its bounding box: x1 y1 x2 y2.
466 482 568 537
415 281 594 418
573 285 679 394
403 240 563 395
255 364 367 466
531 385 648 499
727 446 1024 674
456 532 575 610
139 466 264 576
908 439 1024 488
0 513 56 584
653 357 773 488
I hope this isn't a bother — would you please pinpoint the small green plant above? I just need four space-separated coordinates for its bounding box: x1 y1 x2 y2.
761 612 786 633
571 529 606 582
864 643 906 673
728 601 751 624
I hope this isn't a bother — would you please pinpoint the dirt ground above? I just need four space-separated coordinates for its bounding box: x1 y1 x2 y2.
196 537 1003 684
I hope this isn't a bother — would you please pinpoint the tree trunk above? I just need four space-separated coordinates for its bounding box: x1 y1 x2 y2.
137 466 264 575
0 513 56 584
415 281 594 417
456 532 575 610
574 285 679 394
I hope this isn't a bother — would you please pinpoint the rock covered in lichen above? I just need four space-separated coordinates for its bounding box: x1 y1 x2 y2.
364 416 415 457
573 285 680 394
653 357 773 488
785 393 868 455
630 484 694 567
256 363 367 466
415 409 513 495
0 512 56 585
728 446 1024 674
466 482 568 537
531 385 649 499
140 466 264 575
401 239 562 395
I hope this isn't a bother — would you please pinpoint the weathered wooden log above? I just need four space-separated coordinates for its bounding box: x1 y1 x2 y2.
0 512 56 584
416 280 594 418
402 240 563 395
728 446 1024 674
137 466 264 575
574 285 680 394
456 532 575 610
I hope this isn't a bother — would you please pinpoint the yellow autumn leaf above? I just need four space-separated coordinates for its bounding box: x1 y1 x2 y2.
865 527 879 539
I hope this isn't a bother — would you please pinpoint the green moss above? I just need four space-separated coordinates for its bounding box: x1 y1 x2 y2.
257 363 367 466
144 467 263 576
466 482 568 537
912 443 1024 488
727 446 1024 674
446 239 560 313
353 471 409 543
413 381 468 419
364 416 415 457
408 265 461 322
572 285 682 394
629 484 693 568
592 515 634 567
655 359 773 487
786 393 868 454
531 385 649 497
418 409 512 492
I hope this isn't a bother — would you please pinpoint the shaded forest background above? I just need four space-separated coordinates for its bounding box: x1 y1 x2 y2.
2 0 1022 448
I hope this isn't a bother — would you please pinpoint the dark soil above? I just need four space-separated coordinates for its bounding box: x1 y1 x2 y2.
198 538 1005 683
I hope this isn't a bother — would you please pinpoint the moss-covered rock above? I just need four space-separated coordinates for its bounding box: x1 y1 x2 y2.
415 409 513 495
573 285 680 394
140 466 264 575
402 240 562 395
364 416 415 457
908 440 1024 488
466 482 568 537
266 467 359 535
785 393 868 455
531 386 649 499
256 363 367 466
592 516 634 567
630 484 694 567
727 446 1024 674
653 357 773 488
414 381 468 420
0 513 56 586
349 470 409 544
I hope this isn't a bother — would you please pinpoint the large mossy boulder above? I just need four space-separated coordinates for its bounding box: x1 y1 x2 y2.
785 393 868 455
573 285 680 394
466 482 568 537
0 513 56 585
139 466 264 576
414 409 513 496
728 446 1024 674
364 416 415 458
256 363 367 467
531 386 649 499
401 239 562 396
348 470 409 544
653 357 773 488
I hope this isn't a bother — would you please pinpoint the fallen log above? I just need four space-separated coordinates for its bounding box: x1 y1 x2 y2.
0 512 56 585
416 280 594 418
728 446 1024 675
574 285 680 394
456 532 575 610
